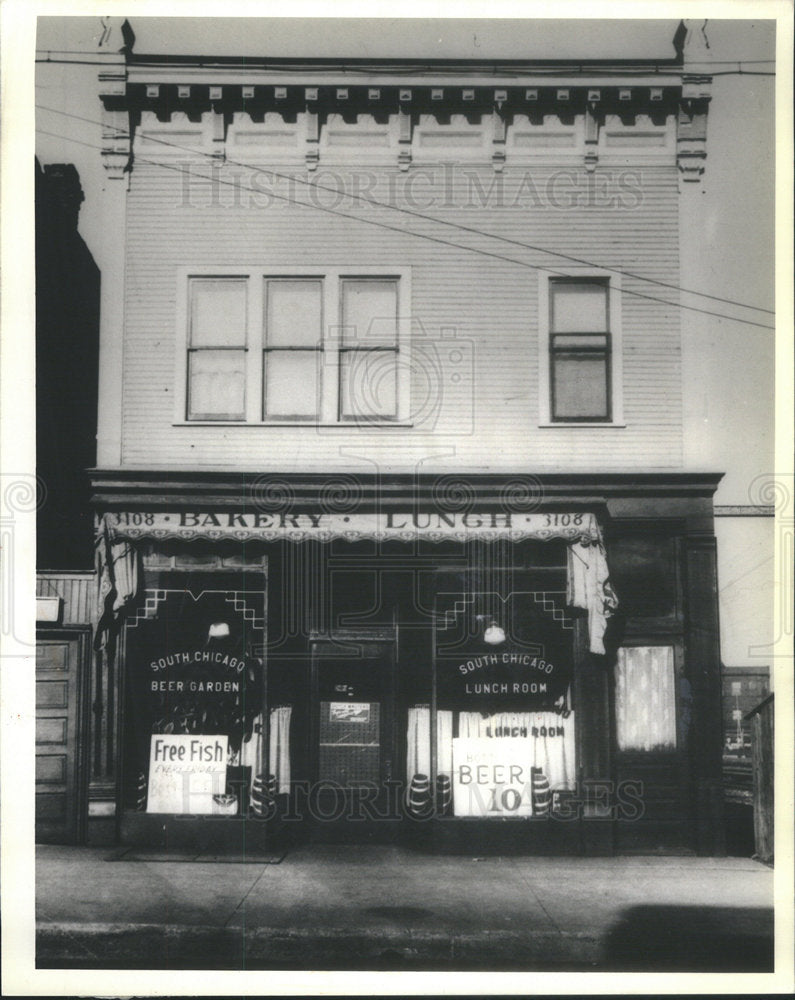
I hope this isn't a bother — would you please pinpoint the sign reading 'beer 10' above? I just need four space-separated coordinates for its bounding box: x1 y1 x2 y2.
452 738 535 817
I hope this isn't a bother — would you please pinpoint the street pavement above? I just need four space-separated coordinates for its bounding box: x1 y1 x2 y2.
36 843 774 971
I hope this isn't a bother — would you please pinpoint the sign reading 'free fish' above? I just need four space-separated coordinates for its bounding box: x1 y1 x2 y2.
147 734 228 814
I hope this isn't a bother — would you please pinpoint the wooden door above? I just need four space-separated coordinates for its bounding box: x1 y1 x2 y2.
35 627 90 843
310 631 397 841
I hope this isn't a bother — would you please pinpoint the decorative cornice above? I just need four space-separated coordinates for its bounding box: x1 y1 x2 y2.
88 469 725 511
116 85 681 175
97 19 132 179
114 82 683 113
714 505 776 518
675 19 713 185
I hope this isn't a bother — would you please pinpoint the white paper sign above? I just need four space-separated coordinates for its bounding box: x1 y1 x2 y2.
452 737 535 817
329 702 371 723
147 734 228 814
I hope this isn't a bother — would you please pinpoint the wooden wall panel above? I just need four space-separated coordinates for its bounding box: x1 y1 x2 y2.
118 162 682 471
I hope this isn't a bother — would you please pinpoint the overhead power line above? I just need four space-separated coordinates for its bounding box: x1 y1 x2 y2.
35 50 776 70
35 125 775 332
37 102 774 318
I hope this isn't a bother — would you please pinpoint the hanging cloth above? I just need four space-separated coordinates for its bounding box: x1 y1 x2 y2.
406 707 454 783
436 709 454 779
406 706 431 781
94 514 139 651
566 537 619 655
240 712 265 789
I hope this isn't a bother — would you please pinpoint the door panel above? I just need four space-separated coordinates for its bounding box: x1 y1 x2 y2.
319 700 381 786
35 628 89 843
310 634 396 841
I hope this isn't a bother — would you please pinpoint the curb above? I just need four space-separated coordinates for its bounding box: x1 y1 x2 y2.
36 922 605 970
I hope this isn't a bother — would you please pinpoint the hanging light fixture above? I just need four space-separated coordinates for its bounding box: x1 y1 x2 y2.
483 621 506 645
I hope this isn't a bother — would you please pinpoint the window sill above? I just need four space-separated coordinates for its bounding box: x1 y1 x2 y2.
538 421 626 428
172 420 416 428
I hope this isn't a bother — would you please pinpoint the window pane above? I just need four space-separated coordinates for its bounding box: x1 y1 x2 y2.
552 354 608 419
340 349 398 418
188 350 245 419
264 350 319 417
616 647 677 751
552 334 608 350
190 279 247 347
551 282 607 333
341 280 398 345
319 701 380 787
266 280 322 348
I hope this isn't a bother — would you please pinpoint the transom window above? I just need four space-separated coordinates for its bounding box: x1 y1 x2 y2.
181 269 408 424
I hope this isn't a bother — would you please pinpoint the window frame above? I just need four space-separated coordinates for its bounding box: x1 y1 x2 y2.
537 268 624 427
174 266 411 426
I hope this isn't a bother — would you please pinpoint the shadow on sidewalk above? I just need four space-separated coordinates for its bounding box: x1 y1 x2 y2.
602 904 774 972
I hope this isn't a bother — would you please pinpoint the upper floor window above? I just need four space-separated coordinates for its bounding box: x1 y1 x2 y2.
179 269 409 424
188 279 248 421
538 271 624 426
550 278 610 421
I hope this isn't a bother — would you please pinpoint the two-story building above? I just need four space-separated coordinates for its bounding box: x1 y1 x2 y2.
38 17 727 856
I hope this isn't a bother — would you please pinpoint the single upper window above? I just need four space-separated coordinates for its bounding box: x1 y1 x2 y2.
339 279 399 421
181 270 408 424
263 278 322 419
549 278 611 422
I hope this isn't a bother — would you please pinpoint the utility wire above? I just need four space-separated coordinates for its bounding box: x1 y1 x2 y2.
37 101 775 317
35 51 777 70
35 125 776 331
32 55 778 77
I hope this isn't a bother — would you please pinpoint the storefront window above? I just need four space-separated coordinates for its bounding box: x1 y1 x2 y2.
615 645 677 751
408 591 577 819
123 587 268 815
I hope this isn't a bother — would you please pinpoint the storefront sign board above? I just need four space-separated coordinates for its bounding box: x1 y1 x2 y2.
452 737 535 817
103 509 602 543
147 734 228 814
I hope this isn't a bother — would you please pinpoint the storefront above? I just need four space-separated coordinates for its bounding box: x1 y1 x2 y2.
88 470 725 855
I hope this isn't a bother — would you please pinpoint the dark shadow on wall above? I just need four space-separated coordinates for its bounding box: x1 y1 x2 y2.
36 159 100 570
603 903 774 971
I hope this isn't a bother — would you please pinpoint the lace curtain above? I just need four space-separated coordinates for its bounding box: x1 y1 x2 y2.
406 707 454 782
458 711 576 790
615 646 677 751
237 705 292 793
407 707 576 791
269 706 293 793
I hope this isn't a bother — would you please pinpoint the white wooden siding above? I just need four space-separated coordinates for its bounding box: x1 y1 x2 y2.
37 573 96 626
119 161 682 471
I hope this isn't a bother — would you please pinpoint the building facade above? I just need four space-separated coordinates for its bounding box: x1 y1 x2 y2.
38 18 728 854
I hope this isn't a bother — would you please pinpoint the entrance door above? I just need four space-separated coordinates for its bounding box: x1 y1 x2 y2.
35 627 90 843
310 631 397 841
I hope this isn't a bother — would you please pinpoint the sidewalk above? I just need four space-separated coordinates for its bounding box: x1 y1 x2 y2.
36 844 774 971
